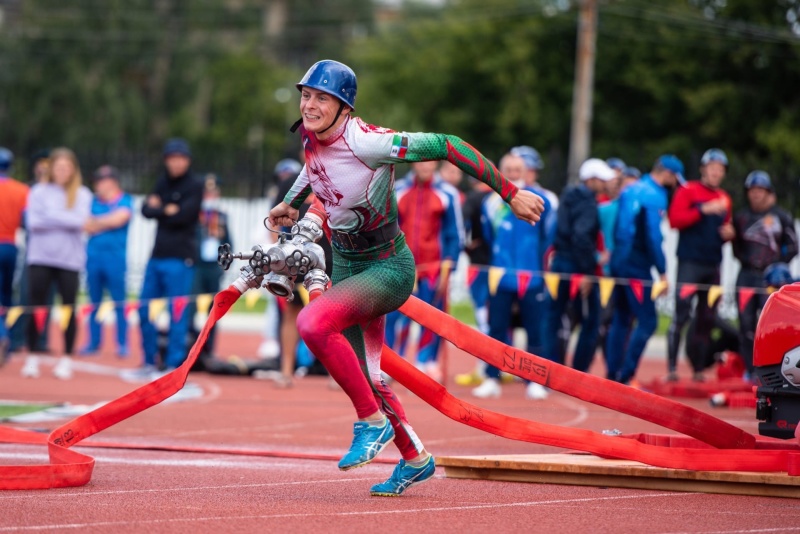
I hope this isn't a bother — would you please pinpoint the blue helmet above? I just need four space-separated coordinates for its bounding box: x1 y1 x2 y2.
274 158 302 177
510 145 544 170
296 60 357 110
744 170 773 192
623 166 641 179
0 147 12 172
606 157 626 171
701 148 728 167
765 263 794 288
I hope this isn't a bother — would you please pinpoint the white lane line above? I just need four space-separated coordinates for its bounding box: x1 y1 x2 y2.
656 529 800 534
145 414 353 438
0 493 696 531
554 395 589 427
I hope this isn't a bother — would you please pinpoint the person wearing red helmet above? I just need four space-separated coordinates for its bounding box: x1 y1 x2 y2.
269 60 544 496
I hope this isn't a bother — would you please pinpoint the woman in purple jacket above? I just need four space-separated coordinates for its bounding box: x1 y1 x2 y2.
21 148 92 380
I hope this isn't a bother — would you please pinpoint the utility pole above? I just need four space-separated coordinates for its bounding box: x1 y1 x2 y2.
567 0 598 184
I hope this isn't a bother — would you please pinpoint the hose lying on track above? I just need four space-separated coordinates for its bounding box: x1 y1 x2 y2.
1 292 799 490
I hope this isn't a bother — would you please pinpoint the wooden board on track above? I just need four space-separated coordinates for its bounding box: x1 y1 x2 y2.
437 453 800 498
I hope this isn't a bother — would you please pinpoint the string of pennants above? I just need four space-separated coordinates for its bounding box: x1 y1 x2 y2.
0 261 782 333
0 287 276 333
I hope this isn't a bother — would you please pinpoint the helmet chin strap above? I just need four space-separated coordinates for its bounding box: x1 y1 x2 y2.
289 101 346 134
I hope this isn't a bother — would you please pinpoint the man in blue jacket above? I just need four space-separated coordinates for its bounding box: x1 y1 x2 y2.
471 152 551 400
606 155 684 384
541 158 615 373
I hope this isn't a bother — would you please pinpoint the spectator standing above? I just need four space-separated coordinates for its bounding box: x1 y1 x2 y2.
186 173 230 363
134 138 203 379
385 160 463 381
81 165 133 357
667 148 734 382
606 155 684 384
732 171 798 378
471 153 551 400
21 148 92 379
511 145 559 212
0 148 29 365
541 158 615 372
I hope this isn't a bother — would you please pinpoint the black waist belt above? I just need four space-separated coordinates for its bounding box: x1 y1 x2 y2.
331 221 399 252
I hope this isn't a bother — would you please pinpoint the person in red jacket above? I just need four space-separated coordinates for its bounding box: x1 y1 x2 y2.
666 148 734 382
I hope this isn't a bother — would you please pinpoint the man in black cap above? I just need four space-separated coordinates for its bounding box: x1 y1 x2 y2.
131 138 203 380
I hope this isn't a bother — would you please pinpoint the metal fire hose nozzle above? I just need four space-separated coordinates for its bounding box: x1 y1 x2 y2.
218 216 328 300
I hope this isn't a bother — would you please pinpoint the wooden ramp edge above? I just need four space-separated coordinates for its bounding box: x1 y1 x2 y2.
437 454 800 498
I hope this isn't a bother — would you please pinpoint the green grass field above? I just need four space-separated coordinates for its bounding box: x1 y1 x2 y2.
0 403 57 419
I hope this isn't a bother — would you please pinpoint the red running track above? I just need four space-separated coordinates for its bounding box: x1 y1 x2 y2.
1 325 799 533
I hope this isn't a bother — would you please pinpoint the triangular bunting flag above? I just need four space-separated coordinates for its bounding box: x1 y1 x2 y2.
517 271 532 300
630 279 644 303
599 277 615 307
707 285 723 307
544 273 560 300
78 303 94 323
59 305 73 332
651 280 668 300
96 301 115 323
245 289 262 309
679 283 697 300
172 296 189 323
569 274 583 300
148 298 167 323
466 266 480 288
124 301 140 320
767 286 777 295
33 307 48 333
488 267 505 296
738 288 756 313
297 286 310 306
196 294 213 315
4 306 23 329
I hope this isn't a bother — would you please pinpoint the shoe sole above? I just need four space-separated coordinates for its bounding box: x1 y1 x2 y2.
338 434 395 472
369 469 435 497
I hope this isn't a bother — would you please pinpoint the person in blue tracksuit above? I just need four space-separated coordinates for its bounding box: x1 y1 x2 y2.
471 152 552 400
82 165 133 357
605 155 684 384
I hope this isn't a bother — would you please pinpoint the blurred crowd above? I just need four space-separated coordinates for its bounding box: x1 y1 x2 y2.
0 142 797 394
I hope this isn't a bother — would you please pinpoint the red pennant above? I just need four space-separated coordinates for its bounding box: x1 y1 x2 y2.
738 288 756 313
569 274 583 299
33 307 48 333
171 296 189 323
679 284 697 299
517 271 532 300
466 266 480 287
78 304 94 322
124 302 140 320
630 279 644 303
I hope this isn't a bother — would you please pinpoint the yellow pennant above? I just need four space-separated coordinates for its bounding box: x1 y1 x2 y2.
297 286 310 306
96 301 115 323
245 289 262 309
650 280 668 300
5 306 23 328
544 273 561 300
196 294 213 315
707 285 723 307
488 267 505 296
766 286 777 295
59 305 73 332
148 298 167 323
599 277 616 307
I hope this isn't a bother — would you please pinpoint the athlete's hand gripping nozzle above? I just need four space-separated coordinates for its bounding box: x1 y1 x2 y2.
217 214 330 301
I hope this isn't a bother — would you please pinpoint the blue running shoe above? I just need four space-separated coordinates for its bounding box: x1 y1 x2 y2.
370 456 436 497
338 418 395 471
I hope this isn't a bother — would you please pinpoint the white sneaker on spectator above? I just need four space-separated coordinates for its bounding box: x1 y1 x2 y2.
21 356 40 378
472 378 501 399
257 339 280 360
120 365 157 383
525 382 549 401
53 356 73 380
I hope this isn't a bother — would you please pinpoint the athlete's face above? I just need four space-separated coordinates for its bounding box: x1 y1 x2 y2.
300 87 351 139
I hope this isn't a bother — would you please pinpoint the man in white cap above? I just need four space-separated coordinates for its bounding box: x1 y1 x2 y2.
541 158 616 374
